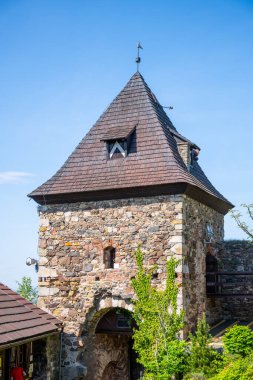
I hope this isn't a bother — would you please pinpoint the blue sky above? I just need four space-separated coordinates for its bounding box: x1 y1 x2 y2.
0 0 253 289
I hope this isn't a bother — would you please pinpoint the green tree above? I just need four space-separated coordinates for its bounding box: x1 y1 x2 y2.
210 354 253 380
131 247 186 379
186 315 222 378
223 325 253 357
17 276 38 304
231 204 253 241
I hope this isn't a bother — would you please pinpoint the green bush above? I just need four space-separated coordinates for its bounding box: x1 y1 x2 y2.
183 373 206 380
185 316 223 378
223 325 253 357
210 354 253 380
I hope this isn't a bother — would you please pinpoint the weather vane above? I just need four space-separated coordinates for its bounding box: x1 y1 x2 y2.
136 42 143 71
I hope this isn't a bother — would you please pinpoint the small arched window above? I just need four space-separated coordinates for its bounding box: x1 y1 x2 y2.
103 246 116 269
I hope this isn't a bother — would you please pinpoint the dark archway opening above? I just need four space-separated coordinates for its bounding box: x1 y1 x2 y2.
96 308 143 380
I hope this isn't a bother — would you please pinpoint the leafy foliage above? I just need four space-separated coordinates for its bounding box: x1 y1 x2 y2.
210 354 253 380
223 325 253 357
17 276 38 304
183 374 207 380
186 315 222 377
230 204 253 241
131 247 186 379
130 247 253 380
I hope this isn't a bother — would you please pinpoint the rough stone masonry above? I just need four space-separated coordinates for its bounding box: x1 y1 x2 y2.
37 195 223 379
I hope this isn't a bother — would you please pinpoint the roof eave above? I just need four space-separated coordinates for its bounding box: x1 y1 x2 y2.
185 184 234 215
0 330 61 350
28 182 233 215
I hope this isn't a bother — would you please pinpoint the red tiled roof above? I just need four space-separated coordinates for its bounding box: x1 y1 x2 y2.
28 72 233 214
0 283 61 348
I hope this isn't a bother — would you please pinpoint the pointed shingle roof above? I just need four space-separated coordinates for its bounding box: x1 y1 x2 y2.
28 72 233 214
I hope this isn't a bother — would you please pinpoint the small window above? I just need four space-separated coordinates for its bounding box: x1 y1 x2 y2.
108 140 127 159
116 314 131 328
103 246 116 269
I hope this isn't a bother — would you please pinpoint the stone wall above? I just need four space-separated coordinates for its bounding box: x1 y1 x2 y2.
37 195 185 379
217 240 253 320
182 197 224 328
36 194 223 379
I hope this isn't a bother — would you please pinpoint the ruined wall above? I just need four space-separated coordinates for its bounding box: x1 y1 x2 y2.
182 197 224 328
217 240 253 320
36 194 224 378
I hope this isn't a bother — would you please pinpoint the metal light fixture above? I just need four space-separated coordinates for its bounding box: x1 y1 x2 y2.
26 257 39 272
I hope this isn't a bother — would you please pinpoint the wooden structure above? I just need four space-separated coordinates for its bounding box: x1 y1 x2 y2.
0 283 61 380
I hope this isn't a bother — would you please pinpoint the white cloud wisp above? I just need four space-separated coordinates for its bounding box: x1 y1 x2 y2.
0 171 33 185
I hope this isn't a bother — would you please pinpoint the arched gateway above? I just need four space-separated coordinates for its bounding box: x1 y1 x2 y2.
86 308 143 380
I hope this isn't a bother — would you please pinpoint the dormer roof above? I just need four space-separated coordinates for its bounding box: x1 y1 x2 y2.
28 72 233 214
101 125 136 141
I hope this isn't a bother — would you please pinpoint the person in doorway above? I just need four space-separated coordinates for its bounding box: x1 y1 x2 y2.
10 366 26 380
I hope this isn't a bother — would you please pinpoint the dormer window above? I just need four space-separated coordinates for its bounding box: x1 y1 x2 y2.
101 125 136 159
108 140 127 158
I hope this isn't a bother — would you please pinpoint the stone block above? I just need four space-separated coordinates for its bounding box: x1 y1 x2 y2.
38 257 48 265
38 267 58 278
38 287 59 296
62 365 87 380
40 218 49 226
39 248 47 256
182 264 189 273
83 263 93 272
169 235 184 243
148 226 160 233
170 243 183 254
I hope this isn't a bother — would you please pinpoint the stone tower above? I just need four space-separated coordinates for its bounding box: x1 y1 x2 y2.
29 72 233 380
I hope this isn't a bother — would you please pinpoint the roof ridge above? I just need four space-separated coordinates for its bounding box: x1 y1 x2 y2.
136 75 191 172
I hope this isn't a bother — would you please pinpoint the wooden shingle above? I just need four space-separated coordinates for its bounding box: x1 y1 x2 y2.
28 72 233 214
0 283 61 348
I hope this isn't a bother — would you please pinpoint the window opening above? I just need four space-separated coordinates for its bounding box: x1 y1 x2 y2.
206 253 218 294
116 314 131 328
109 141 127 158
103 246 116 269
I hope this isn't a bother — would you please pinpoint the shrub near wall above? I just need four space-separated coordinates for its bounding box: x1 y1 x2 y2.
210 325 253 380
223 325 253 357
211 354 253 380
